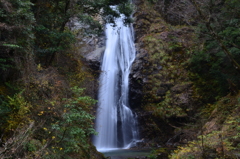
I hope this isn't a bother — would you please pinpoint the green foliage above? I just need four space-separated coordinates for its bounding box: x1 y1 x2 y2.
78 14 102 35
30 0 134 66
170 131 226 158
42 86 97 158
0 0 133 158
3 0 35 48
0 61 99 158
6 91 32 130
171 92 240 159
24 139 43 152
0 90 31 131
170 126 239 159
148 148 169 159
2 44 21 48
0 0 35 78
189 37 240 102
34 24 75 63
1 0 134 68
155 91 187 118
189 0 240 103
141 28 192 119
117 3 135 23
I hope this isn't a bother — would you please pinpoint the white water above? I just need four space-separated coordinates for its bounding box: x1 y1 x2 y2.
93 16 139 151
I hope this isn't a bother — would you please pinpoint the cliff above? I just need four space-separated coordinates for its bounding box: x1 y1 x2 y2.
129 0 240 158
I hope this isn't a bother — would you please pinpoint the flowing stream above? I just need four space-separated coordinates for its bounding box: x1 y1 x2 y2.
93 16 139 152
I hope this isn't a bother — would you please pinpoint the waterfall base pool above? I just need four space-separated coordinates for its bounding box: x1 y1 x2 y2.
101 149 151 159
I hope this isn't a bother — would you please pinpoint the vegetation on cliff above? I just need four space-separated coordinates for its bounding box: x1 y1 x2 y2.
133 0 240 158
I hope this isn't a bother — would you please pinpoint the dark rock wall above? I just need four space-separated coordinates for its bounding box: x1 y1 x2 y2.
130 0 200 147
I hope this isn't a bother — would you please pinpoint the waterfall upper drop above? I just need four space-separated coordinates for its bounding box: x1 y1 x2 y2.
93 16 139 151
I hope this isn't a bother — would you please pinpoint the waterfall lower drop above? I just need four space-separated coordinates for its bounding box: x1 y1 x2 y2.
93 16 139 152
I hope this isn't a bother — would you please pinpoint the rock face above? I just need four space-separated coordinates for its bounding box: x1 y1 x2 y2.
67 17 106 70
129 0 199 147
129 44 148 109
150 0 197 26
78 35 105 70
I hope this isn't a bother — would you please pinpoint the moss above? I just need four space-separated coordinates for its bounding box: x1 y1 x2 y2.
170 92 240 158
141 25 195 118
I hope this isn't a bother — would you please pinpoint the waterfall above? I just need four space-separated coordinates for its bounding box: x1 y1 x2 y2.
93 16 139 151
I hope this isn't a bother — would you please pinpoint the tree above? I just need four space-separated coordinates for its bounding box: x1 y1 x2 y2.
189 0 240 73
31 0 134 66
0 0 35 80
0 1 134 158
187 0 240 100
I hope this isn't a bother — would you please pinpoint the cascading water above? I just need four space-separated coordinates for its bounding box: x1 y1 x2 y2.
93 15 139 151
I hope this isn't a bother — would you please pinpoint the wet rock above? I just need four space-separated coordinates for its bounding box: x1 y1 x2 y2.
83 46 105 70
129 44 148 109
136 111 174 147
